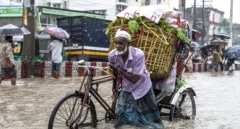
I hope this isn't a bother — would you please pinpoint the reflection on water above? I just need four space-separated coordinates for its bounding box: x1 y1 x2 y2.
0 72 240 129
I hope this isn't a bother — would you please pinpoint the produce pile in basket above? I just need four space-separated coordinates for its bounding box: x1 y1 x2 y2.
105 5 190 80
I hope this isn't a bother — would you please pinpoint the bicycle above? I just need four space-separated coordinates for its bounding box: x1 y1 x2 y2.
48 60 121 129
48 58 197 128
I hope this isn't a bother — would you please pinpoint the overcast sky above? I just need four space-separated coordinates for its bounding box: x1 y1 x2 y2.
173 0 240 24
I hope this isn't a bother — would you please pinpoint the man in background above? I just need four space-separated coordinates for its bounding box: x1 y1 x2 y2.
49 36 63 79
0 36 17 85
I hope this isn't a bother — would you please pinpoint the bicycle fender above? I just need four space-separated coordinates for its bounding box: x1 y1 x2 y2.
186 87 197 96
170 85 196 105
170 86 186 105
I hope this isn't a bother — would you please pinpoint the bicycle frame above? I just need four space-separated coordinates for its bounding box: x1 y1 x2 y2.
74 63 120 123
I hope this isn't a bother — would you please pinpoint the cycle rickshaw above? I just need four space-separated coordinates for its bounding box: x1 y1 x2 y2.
48 42 196 128
48 12 197 128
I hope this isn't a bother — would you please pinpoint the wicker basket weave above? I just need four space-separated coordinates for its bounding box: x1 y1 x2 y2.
137 26 177 79
108 22 177 79
108 24 139 51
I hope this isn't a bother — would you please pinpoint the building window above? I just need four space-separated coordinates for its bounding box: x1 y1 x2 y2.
119 0 127 2
47 2 51 7
53 3 61 8
157 0 162 4
63 1 67 9
86 10 106 15
145 0 150 5
116 5 127 14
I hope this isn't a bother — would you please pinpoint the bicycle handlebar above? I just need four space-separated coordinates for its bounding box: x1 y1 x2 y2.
76 60 115 78
77 65 110 70
77 60 110 69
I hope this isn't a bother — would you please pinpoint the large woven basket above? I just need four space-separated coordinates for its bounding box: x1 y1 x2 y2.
108 24 139 51
137 26 177 79
108 22 177 80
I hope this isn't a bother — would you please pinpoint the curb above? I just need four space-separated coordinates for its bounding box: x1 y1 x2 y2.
11 61 240 78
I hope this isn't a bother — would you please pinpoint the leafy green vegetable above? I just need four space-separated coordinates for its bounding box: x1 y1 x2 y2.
175 28 189 43
128 20 139 34
175 78 186 90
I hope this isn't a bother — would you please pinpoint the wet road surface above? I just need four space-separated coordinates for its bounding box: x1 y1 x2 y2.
0 71 240 129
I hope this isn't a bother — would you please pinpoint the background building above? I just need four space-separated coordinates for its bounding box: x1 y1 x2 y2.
1 0 240 45
185 6 226 45
0 0 175 29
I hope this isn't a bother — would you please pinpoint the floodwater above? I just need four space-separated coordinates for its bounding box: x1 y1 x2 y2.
0 71 240 129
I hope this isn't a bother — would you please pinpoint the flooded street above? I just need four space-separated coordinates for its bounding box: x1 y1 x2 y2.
0 71 240 129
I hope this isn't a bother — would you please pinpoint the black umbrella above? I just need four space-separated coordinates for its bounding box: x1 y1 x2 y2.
200 44 218 52
223 46 240 59
210 39 228 46
214 34 231 39
0 24 30 36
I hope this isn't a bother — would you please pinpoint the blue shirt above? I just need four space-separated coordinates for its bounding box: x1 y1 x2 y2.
108 46 152 100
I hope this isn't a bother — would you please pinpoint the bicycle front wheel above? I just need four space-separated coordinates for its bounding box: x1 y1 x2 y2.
48 92 97 129
173 90 196 120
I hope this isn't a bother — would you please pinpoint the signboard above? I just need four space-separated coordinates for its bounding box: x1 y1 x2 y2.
0 6 106 19
0 7 23 17
23 9 28 25
41 8 106 19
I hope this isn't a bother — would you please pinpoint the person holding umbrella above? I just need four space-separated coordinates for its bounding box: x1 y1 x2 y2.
49 36 63 79
44 26 69 79
0 36 16 85
0 23 30 85
212 46 223 73
223 45 240 74
226 58 235 74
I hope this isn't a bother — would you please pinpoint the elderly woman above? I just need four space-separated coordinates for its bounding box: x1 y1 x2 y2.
108 29 164 128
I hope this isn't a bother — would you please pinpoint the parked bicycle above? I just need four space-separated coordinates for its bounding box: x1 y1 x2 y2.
48 58 196 129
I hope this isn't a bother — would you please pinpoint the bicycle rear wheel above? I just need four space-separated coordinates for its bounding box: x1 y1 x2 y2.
173 90 196 120
48 92 97 129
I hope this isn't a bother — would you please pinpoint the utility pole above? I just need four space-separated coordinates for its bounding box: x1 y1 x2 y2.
179 0 186 19
23 0 36 77
229 0 233 47
193 0 197 29
202 0 205 45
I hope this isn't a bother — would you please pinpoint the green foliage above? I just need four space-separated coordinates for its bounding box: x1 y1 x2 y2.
175 28 189 43
105 16 189 43
175 78 186 90
128 20 139 34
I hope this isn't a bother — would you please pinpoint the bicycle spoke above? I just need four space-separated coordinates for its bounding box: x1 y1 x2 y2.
175 91 195 119
49 93 97 129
